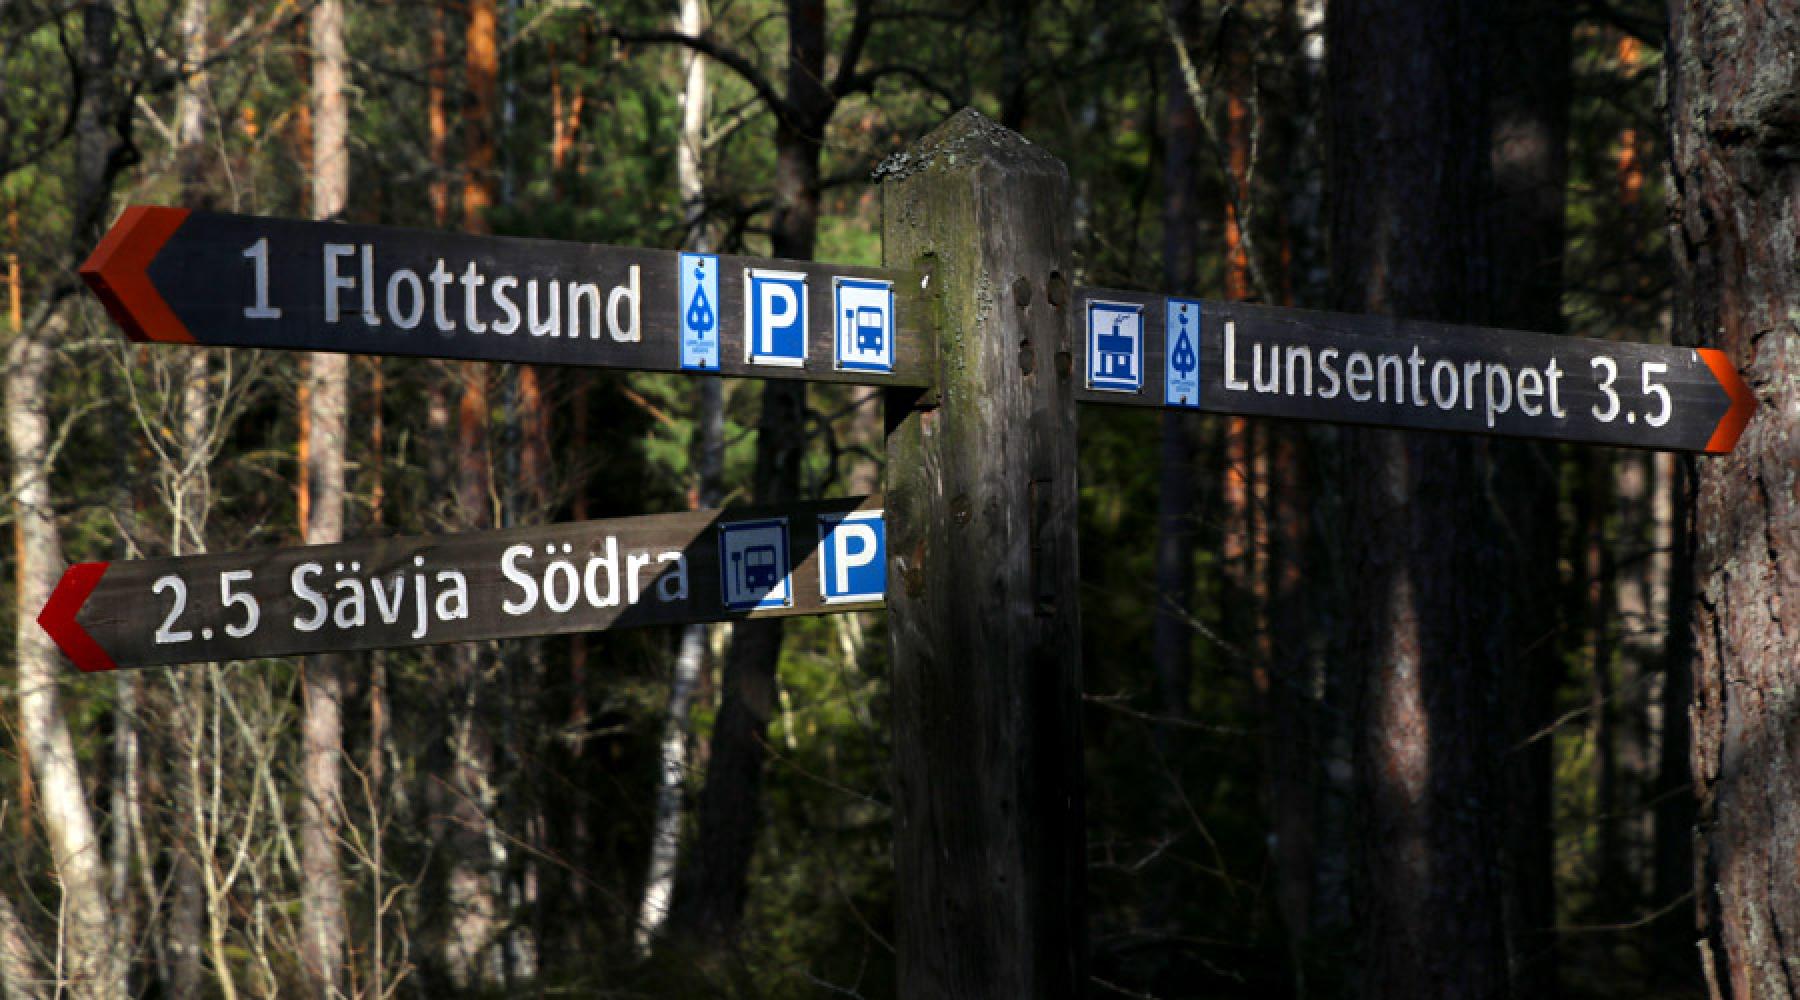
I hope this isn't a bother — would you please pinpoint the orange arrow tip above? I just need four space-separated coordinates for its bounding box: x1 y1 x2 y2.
37 562 116 673
1698 348 1755 454
79 205 193 345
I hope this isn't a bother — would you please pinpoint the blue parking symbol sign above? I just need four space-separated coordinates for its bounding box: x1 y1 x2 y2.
818 511 885 603
719 518 792 611
745 268 808 367
680 253 720 370
1087 300 1144 392
833 277 895 373
1164 298 1202 407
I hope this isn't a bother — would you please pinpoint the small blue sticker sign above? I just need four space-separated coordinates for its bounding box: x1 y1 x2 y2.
1086 299 1144 393
745 268 808 367
680 252 720 370
818 510 885 603
1165 298 1202 407
833 277 895 374
719 517 792 611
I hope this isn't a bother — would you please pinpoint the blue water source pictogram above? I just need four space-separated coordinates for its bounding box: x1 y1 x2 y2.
680 252 721 370
1164 298 1203 407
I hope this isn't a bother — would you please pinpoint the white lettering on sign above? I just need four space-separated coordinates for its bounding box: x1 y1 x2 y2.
290 556 468 640
499 537 688 617
1222 319 1580 429
317 244 641 344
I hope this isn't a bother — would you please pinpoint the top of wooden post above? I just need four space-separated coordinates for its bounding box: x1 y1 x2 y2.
874 108 1066 186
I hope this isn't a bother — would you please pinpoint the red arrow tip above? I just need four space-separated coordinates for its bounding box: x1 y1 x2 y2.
37 562 117 673
1698 348 1755 454
79 206 193 344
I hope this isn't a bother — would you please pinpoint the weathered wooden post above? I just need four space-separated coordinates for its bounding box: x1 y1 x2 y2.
880 109 1085 996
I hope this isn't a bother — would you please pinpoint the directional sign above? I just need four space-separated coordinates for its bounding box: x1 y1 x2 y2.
1073 290 1756 453
37 498 884 671
80 206 933 388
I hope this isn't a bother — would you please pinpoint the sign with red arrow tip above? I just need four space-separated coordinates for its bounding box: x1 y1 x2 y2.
1071 290 1756 454
80 206 932 388
39 498 885 671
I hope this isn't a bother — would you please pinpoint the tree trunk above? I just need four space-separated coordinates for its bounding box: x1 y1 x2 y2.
1667 2 1800 996
1327 0 1512 996
1485 6 1571 993
1151 0 1200 737
0 888 44 1000
637 0 717 950
7 3 126 995
433 1 510 986
299 1 351 994
665 0 831 950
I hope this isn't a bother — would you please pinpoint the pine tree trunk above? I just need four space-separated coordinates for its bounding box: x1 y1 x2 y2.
1668 2 1800 996
1327 0 1512 995
1485 4 1571 993
1151 0 1200 737
299 1 351 993
432 1 510 986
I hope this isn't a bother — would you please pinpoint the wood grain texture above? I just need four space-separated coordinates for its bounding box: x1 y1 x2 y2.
881 109 1085 998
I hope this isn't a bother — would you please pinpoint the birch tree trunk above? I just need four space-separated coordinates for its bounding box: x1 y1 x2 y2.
6 2 126 994
666 0 834 950
636 0 717 951
1668 1 1800 995
300 0 351 993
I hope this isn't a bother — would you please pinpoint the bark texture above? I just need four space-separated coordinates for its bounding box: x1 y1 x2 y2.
1327 0 1512 996
6 3 126 995
1485 2 1571 993
299 1 351 993
665 0 832 948
636 0 715 949
1668 1 1800 996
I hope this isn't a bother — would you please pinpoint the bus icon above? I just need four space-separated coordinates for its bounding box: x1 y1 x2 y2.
834 277 895 373
719 518 792 610
853 306 885 352
740 544 780 590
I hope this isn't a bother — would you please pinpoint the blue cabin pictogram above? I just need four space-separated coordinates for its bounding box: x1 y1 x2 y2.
1087 300 1144 392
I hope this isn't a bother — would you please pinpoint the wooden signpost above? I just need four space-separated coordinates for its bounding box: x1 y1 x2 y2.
37 498 884 671
1072 289 1756 453
50 109 1762 1000
80 206 933 388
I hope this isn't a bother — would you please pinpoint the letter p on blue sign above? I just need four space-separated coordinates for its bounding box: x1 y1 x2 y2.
818 511 885 604
745 268 808 367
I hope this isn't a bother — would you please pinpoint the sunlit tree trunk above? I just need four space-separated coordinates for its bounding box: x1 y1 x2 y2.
637 0 718 952
6 3 126 995
667 0 831 949
1668 1 1800 996
299 1 351 994
432 0 511 987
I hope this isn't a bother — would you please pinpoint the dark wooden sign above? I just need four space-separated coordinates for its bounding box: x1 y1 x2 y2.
80 206 932 388
1072 289 1756 453
38 497 887 671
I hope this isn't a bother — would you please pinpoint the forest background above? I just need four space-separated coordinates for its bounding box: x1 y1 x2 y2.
0 0 1792 997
